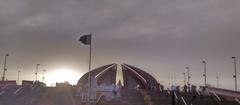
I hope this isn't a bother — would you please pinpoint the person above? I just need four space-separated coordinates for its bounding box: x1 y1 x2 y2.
143 91 152 105
137 84 140 91
113 85 117 96
184 85 187 93
192 95 196 101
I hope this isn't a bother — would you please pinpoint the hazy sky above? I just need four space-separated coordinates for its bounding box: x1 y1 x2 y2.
1 0 240 89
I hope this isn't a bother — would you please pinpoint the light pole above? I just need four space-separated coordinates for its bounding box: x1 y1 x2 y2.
217 76 219 88
183 73 186 85
42 70 46 83
186 66 190 92
18 69 20 85
174 73 177 85
35 64 40 82
232 57 237 91
202 61 207 86
2 54 9 82
168 75 171 87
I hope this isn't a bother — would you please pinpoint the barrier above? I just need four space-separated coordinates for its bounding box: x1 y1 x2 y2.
181 96 187 105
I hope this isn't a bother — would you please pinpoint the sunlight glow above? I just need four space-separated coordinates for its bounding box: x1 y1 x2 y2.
44 68 82 86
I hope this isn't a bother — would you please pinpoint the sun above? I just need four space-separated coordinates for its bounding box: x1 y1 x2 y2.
44 68 82 86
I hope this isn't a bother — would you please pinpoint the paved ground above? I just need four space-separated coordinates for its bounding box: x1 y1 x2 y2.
1 84 240 105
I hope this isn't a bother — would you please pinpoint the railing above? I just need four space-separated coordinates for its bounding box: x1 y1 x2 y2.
1 84 9 90
207 87 240 98
13 87 22 95
196 90 200 96
213 92 221 102
234 98 240 104
174 92 178 100
167 89 170 95
181 96 187 105
0 91 5 96
76 92 88 102
96 94 104 105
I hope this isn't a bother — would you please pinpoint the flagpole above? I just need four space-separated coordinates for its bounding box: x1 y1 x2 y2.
88 32 92 102
79 32 93 102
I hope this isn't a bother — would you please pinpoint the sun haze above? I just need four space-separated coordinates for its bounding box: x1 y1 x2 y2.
44 68 82 86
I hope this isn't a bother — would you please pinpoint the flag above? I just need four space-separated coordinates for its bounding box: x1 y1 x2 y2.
79 33 92 45
233 75 236 78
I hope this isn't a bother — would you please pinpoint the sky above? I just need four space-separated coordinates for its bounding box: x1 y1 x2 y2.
1 0 240 89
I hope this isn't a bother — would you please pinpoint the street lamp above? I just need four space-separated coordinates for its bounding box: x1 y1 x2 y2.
183 72 186 86
35 64 40 82
232 57 237 91
202 61 207 86
42 70 46 83
18 69 21 85
186 66 190 92
2 54 9 82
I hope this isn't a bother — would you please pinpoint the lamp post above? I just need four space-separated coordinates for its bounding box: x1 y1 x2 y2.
42 70 46 83
173 73 177 85
217 76 219 88
18 69 20 85
232 57 237 91
35 64 40 82
2 54 9 82
186 66 190 92
202 61 207 86
183 73 186 85
168 75 171 87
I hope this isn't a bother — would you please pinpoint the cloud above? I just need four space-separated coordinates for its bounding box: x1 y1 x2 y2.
1 0 240 88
